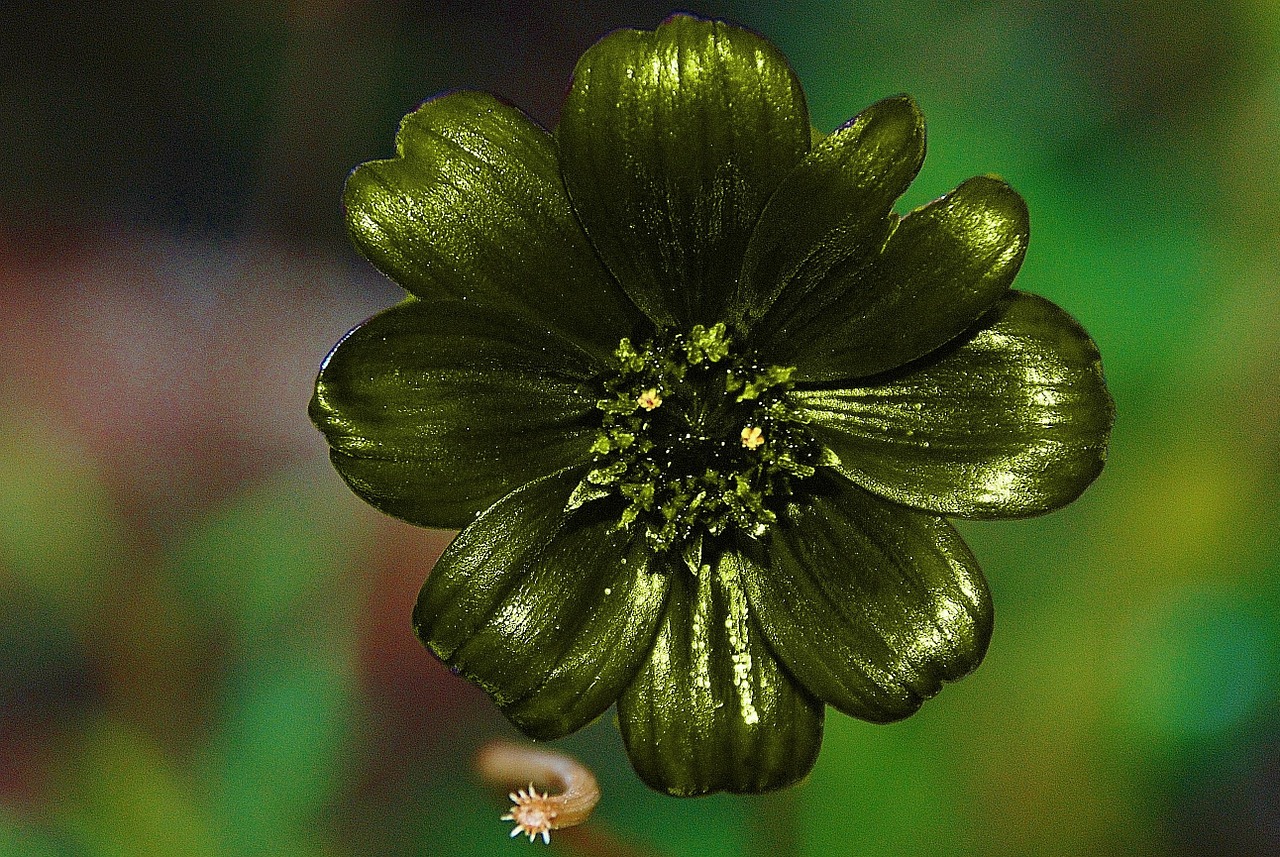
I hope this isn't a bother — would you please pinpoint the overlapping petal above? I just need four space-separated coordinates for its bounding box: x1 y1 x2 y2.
617 549 823 795
343 90 643 360
733 95 925 332
792 292 1114 517
761 175 1029 381
738 478 991 722
415 469 671 740
557 14 811 329
310 300 602 529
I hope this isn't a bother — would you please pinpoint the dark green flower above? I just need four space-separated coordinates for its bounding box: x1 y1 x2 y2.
311 14 1114 796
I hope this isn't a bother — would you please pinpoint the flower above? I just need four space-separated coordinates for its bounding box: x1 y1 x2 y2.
503 785 556 844
310 14 1114 796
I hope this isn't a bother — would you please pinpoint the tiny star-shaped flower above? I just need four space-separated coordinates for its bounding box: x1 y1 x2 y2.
741 426 765 450
638 388 663 411
501 784 557 844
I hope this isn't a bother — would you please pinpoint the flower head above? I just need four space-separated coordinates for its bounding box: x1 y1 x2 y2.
503 785 557 844
311 14 1114 796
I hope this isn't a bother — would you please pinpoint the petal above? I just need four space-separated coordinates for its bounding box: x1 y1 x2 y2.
414 468 671 740
343 90 643 360
762 176 1029 382
617 550 824 795
739 478 992 722
792 292 1115 517
310 299 602 529
557 14 811 329
733 95 925 332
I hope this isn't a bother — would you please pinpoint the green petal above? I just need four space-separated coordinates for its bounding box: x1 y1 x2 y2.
793 292 1115 517
310 299 601 529
733 95 925 332
343 90 643 360
739 478 992 722
414 468 670 740
766 175 1029 381
557 14 810 329
617 550 824 795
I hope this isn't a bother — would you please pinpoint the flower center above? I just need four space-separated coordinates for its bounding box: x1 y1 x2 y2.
568 322 830 562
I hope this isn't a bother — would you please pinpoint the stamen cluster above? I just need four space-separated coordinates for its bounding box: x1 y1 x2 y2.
568 322 830 559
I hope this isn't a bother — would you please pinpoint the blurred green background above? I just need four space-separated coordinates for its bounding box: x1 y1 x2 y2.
2 1 1278 855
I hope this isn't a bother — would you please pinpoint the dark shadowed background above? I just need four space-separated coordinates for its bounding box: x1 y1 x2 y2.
2 2 1278 855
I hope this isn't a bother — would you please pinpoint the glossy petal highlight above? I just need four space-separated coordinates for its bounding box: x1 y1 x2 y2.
558 14 811 328
415 469 670 740
344 90 643 360
618 549 823 795
310 300 601 529
770 175 1029 381
736 95 925 334
793 292 1114 517
740 479 992 721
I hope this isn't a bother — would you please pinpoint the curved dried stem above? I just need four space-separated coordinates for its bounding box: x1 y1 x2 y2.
476 740 601 844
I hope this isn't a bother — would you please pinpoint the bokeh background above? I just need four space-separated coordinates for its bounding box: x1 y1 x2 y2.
3 1 1278 855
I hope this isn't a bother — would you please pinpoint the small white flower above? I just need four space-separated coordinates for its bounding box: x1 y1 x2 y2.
501 784 558 844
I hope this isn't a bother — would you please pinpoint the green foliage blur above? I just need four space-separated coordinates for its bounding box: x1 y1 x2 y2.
2 2 1277 855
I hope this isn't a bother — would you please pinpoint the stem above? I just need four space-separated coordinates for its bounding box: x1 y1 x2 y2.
474 740 668 857
475 739 601 832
